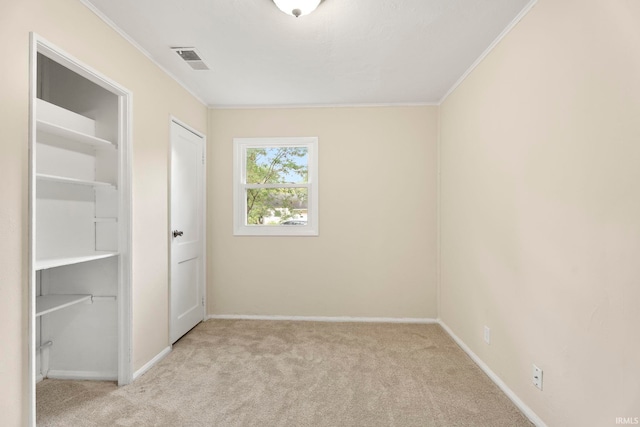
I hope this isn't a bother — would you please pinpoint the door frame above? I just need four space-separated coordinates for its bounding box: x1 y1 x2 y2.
28 33 133 426
168 117 207 344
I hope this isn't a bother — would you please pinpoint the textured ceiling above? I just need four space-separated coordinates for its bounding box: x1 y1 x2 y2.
84 0 532 107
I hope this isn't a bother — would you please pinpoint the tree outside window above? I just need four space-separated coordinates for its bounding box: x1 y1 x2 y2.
233 137 318 236
246 147 308 225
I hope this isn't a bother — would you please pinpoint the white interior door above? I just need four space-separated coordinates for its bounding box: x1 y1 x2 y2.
170 121 205 343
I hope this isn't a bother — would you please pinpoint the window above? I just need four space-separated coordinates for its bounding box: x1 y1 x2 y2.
233 137 318 236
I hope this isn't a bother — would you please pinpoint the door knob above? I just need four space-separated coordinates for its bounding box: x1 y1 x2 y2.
172 230 184 238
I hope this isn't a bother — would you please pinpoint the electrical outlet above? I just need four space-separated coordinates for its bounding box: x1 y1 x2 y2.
483 326 491 344
532 364 543 390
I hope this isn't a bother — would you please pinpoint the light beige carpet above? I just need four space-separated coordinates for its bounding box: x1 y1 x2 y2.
38 320 533 426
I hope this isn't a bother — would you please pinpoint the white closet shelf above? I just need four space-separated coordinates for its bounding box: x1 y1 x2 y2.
36 294 92 317
36 120 115 150
36 173 116 189
35 251 119 270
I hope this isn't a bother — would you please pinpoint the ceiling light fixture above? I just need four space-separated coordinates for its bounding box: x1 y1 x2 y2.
272 0 321 18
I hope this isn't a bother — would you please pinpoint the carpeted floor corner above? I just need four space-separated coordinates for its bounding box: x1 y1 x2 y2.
37 320 533 426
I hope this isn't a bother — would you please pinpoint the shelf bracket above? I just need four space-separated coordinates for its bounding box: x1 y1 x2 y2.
38 341 53 351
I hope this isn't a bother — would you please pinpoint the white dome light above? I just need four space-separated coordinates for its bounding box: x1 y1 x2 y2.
273 0 322 18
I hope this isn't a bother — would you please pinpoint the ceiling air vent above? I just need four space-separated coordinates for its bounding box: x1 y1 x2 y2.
171 47 210 71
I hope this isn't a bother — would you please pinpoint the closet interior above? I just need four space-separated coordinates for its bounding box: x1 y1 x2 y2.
32 47 130 386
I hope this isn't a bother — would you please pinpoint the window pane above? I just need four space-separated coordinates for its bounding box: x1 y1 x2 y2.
246 188 308 225
246 147 308 184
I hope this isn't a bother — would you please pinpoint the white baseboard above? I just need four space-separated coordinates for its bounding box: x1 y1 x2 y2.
437 320 547 427
206 315 543 424
46 370 117 381
133 346 171 380
207 314 438 324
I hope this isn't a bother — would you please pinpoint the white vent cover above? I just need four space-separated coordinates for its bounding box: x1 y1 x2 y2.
171 47 210 71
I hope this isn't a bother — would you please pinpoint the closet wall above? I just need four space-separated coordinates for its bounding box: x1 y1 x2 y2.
0 0 207 424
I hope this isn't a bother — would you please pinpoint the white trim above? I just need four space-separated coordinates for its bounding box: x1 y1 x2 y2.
211 102 439 110
207 314 438 324
169 119 207 343
28 33 38 427
29 34 134 426
118 84 134 387
37 37 134 386
46 370 118 381
80 1 434 109
201 314 547 425
170 116 206 140
79 0 207 107
438 0 538 104
133 346 172 380
81 0 536 109
233 137 319 236
36 39 130 96
436 106 442 317
437 320 547 427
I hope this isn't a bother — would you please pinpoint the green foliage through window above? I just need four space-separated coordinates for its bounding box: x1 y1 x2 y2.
245 147 308 225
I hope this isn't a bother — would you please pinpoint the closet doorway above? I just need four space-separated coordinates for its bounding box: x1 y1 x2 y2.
169 119 206 344
29 34 132 426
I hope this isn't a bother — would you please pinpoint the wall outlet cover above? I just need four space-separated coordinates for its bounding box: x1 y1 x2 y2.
532 364 543 390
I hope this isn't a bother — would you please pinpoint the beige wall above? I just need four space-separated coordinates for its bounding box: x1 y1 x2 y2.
5 0 636 425
208 107 438 319
0 0 207 424
439 0 640 425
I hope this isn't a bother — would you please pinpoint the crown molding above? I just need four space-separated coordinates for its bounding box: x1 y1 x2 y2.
80 0 538 110
209 102 439 110
439 0 539 105
79 0 208 107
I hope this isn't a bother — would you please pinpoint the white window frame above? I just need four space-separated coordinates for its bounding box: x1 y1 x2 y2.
233 137 318 236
